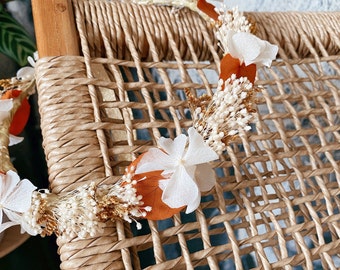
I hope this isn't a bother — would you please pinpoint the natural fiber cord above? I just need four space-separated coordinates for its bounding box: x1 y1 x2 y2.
35 0 340 269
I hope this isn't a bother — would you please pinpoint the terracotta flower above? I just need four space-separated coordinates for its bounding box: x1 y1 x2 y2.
1 89 31 136
220 53 257 83
197 0 219 20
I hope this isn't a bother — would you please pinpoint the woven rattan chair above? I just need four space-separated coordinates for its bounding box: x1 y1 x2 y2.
31 0 340 269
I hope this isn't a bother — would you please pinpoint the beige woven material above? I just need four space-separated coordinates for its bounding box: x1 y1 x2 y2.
35 0 340 269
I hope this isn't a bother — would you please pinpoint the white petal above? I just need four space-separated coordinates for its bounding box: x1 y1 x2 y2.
9 135 24 146
3 209 22 224
16 67 35 81
161 165 200 211
195 164 216 192
33 51 39 61
20 220 38 235
158 134 187 159
231 32 261 63
185 191 201 214
0 175 3 202
252 41 279 67
0 209 21 233
135 148 175 174
0 99 13 123
27 56 35 67
229 32 278 67
159 179 170 191
0 219 18 233
185 127 218 166
0 99 13 112
28 51 39 67
4 178 36 213
226 30 238 56
0 171 20 199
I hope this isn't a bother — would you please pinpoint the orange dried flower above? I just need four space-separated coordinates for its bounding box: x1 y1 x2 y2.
131 154 184 220
1 89 30 135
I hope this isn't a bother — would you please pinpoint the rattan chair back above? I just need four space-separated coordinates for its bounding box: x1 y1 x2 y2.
34 1 340 269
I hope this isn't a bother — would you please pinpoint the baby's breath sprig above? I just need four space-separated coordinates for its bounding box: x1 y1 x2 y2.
214 6 254 54
21 175 151 239
216 6 252 32
96 168 152 230
188 74 258 154
22 183 103 239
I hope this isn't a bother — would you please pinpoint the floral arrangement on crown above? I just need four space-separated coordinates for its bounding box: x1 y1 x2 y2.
0 0 278 240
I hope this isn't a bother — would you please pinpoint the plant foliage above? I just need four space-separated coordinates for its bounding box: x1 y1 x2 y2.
0 3 36 66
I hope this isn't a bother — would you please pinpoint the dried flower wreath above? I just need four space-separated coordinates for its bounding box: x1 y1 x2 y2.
0 0 278 240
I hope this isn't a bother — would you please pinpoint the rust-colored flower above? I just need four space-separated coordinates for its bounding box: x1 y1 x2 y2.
1 89 30 135
220 53 257 84
197 0 219 20
132 153 184 220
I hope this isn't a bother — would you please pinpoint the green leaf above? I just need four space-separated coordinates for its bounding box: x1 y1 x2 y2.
0 6 36 66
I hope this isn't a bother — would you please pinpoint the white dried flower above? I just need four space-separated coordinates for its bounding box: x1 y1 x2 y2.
0 171 36 234
15 51 38 82
135 127 218 213
226 30 279 68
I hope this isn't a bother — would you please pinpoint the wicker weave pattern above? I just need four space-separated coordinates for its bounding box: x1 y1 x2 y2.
35 0 340 269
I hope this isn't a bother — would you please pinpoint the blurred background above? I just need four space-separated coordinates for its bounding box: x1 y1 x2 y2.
0 0 338 269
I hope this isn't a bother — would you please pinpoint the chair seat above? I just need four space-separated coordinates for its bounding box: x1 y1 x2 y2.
33 0 340 269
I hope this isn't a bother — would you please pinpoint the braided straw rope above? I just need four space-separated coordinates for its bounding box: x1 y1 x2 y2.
35 0 340 269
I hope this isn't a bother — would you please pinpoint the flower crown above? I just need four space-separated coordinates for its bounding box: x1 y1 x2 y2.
0 0 278 240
